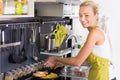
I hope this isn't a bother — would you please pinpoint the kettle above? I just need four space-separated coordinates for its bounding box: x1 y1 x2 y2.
44 34 56 52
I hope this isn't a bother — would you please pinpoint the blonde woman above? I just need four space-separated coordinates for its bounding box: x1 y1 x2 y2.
44 1 116 80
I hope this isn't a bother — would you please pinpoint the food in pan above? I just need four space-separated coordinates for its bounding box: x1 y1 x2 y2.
33 71 48 77
41 72 58 79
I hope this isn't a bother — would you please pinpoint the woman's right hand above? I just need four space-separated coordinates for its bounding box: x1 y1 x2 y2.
44 56 57 68
54 62 64 69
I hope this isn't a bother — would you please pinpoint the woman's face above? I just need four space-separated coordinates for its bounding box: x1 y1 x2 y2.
79 6 98 28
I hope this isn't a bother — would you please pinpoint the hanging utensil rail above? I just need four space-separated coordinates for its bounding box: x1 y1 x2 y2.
41 20 70 24
0 22 39 27
0 22 39 48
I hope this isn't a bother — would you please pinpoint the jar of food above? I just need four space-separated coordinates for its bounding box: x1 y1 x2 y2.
16 68 23 78
11 70 18 80
4 71 13 80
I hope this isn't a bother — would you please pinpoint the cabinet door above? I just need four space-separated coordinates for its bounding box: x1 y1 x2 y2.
0 0 34 18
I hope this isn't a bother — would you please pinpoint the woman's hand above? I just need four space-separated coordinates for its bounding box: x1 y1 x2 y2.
54 62 64 69
44 56 57 68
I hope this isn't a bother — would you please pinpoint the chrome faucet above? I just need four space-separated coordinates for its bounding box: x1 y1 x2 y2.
65 34 77 48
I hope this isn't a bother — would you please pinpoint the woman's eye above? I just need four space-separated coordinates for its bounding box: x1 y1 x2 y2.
85 15 88 16
79 14 82 17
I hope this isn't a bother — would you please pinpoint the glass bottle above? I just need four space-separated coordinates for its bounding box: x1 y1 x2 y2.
22 0 28 15
4 0 15 15
15 0 22 15
0 0 3 15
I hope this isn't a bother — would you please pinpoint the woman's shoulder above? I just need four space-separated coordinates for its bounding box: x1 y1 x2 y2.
90 28 104 36
91 27 103 32
88 28 104 44
88 28 102 36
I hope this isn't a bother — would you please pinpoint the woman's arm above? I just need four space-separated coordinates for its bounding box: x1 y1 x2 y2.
44 29 100 68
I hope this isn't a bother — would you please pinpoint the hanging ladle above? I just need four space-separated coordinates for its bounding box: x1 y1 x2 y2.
19 26 27 63
1 25 8 51
30 23 39 62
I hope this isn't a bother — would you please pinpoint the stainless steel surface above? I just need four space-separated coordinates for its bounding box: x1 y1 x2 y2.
0 42 21 48
35 3 79 17
40 48 72 56
65 34 77 47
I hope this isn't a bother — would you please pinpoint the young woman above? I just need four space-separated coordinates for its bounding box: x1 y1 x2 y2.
44 1 116 80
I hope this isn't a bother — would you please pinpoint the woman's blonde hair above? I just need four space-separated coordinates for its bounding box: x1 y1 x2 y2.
80 0 99 15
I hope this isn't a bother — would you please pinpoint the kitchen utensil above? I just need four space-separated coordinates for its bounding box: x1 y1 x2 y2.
32 72 58 80
0 28 1 44
31 67 63 80
50 34 56 51
0 42 21 48
8 27 27 63
1 26 8 51
30 25 39 62
43 33 56 52
19 27 27 62
31 60 63 80
8 27 17 63
1 27 5 45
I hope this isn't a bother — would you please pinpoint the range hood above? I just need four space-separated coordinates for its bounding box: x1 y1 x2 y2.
35 2 79 17
35 0 81 4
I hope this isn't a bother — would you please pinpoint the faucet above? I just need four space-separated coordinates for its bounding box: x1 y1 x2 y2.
65 34 77 48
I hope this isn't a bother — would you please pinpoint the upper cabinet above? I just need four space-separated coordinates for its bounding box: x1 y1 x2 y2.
34 0 81 4
0 0 34 19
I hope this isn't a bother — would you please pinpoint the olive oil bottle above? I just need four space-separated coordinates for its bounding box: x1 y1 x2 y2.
15 0 22 15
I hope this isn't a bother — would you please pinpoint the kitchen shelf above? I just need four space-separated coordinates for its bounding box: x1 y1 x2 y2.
0 0 34 19
35 0 57 2
40 48 72 56
0 15 34 18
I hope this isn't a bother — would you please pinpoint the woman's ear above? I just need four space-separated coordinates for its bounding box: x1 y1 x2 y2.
95 13 99 21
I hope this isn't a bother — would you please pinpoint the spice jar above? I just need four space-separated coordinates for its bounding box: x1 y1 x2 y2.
4 71 13 80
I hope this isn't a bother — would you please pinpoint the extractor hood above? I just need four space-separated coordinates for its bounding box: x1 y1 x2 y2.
34 0 81 4
35 2 79 18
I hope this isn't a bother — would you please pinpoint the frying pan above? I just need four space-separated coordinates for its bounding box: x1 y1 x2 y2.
31 76 59 80
31 67 63 80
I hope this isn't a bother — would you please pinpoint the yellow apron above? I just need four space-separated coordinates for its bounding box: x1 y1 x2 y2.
87 52 110 80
